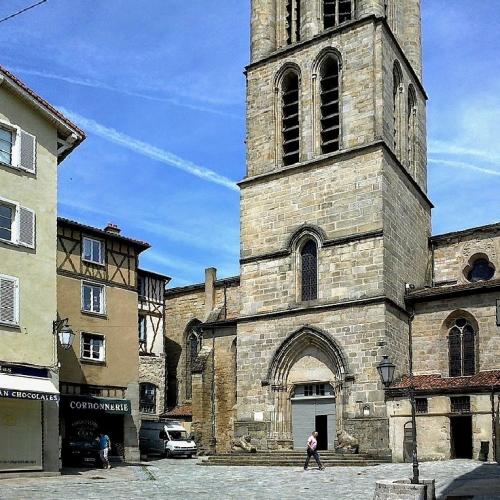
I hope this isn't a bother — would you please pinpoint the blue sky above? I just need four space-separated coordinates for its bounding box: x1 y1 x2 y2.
1 0 499 286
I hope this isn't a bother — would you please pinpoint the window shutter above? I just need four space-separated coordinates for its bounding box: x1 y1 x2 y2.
18 206 35 249
19 130 36 174
0 276 18 325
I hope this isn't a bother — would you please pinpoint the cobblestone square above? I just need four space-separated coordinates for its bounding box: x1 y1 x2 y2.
0 459 499 500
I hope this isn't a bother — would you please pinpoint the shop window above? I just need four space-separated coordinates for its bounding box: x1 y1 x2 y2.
140 383 157 414
81 333 105 362
450 396 471 414
415 398 428 414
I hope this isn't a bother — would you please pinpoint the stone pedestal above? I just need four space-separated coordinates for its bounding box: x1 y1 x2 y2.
374 479 435 500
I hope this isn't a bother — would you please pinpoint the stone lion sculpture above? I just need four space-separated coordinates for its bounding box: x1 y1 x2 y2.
336 429 359 454
232 435 257 453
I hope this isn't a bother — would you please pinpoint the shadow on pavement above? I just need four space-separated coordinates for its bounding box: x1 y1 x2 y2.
439 463 500 500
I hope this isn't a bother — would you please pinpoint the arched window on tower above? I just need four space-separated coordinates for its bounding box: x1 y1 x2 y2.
282 71 300 166
407 85 417 175
323 0 353 30
320 55 340 154
448 318 476 377
393 62 403 158
185 325 201 400
285 0 301 44
301 240 318 301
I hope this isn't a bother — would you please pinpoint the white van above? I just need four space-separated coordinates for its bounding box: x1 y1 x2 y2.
139 420 197 458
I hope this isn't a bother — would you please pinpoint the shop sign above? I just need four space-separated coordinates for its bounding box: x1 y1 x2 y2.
62 396 131 415
0 364 48 378
0 389 59 402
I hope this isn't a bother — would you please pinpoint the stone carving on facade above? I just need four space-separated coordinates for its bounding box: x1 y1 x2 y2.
232 435 257 453
335 429 359 454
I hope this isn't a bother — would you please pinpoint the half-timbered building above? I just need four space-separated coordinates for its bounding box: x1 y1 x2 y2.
56 218 149 462
137 269 170 420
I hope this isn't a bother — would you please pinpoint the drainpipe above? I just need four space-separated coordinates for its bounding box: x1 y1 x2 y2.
492 387 497 463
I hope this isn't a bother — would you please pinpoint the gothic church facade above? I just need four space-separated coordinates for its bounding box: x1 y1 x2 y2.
164 0 500 461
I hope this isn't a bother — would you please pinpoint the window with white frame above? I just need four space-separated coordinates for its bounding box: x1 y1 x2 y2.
0 274 19 326
0 127 13 165
0 123 36 173
82 282 105 314
81 332 105 362
82 237 105 265
0 198 35 249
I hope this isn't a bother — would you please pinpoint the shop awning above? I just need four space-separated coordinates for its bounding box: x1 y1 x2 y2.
0 373 59 402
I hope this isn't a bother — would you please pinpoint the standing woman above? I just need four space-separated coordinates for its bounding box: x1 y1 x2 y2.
304 431 325 470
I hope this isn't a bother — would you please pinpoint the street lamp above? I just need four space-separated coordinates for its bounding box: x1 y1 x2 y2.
377 354 420 485
377 355 395 387
53 318 75 350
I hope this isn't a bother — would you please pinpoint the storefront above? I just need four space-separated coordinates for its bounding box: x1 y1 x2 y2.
0 364 59 473
60 395 132 460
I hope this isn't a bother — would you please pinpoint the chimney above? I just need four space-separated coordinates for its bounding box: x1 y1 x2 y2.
104 223 121 234
205 267 217 317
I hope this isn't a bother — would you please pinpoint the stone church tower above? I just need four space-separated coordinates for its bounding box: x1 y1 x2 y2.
235 0 432 454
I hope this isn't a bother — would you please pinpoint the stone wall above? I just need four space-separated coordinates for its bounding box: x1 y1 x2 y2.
164 277 239 407
236 303 392 453
411 292 500 377
388 394 496 462
139 355 167 417
250 0 421 75
432 226 500 286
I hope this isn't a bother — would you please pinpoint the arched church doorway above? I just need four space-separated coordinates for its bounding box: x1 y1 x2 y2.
266 327 348 450
291 383 336 450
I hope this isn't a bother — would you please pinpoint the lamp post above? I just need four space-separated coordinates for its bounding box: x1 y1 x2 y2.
377 353 420 485
53 318 75 350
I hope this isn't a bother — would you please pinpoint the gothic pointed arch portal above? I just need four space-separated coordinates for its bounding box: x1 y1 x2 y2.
266 326 349 449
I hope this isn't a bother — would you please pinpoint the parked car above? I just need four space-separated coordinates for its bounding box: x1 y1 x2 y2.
62 439 101 467
140 420 197 458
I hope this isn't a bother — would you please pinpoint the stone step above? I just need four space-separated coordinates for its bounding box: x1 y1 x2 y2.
205 454 387 461
199 459 385 467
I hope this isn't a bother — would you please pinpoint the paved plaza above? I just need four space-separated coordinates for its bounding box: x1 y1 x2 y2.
0 459 499 499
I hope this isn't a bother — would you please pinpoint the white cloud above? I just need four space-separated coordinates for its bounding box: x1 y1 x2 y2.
9 66 240 119
429 158 500 177
58 108 239 192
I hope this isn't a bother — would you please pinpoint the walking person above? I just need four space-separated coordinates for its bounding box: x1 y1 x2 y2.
304 431 325 470
97 431 112 469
